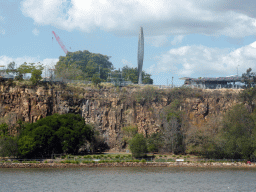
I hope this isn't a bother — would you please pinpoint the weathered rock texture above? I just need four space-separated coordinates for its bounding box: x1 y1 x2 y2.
0 82 242 151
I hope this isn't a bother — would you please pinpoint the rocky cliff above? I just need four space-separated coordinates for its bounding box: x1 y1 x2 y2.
0 82 242 151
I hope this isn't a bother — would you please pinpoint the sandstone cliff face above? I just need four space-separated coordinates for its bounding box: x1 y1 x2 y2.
0 83 241 151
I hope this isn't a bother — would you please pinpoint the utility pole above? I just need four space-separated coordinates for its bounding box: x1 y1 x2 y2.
172 77 174 88
167 79 168 86
237 65 239 76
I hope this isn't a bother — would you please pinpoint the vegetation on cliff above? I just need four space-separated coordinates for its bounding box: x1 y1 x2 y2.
0 114 106 158
6 62 44 84
54 50 153 83
118 85 256 160
55 50 113 81
1 76 256 160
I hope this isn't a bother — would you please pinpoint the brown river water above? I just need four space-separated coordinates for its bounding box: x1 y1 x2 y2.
1 167 256 192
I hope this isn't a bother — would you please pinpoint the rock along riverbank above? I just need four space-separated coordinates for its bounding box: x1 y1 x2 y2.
1 162 256 168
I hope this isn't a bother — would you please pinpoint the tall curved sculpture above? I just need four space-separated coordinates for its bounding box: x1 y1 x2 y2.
137 27 144 84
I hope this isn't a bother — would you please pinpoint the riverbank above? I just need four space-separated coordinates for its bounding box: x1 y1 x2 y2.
1 162 256 168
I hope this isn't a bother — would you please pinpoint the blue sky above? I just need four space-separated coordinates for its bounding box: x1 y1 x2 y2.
2 0 256 85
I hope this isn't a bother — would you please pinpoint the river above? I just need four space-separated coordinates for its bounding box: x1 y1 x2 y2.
1 167 256 192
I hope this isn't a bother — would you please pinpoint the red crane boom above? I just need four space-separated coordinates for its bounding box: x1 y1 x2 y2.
52 31 68 54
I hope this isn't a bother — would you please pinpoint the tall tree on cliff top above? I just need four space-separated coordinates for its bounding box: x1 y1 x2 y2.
55 50 113 81
121 65 153 84
242 68 256 88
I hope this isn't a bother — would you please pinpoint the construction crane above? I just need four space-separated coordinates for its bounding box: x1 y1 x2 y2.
52 31 68 55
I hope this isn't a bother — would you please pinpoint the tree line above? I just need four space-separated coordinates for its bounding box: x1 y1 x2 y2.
0 114 106 158
5 62 44 84
4 50 153 85
55 50 153 84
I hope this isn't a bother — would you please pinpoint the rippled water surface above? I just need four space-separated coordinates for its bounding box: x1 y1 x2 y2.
1 167 256 192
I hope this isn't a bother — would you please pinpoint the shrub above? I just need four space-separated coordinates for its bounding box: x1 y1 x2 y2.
155 159 166 162
129 134 148 158
64 160 72 163
115 155 120 159
82 160 94 164
92 75 102 86
141 159 146 163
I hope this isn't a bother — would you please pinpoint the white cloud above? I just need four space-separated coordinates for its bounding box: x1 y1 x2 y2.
146 35 168 47
121 59 134 68
0 29 5 35
32 28 40 36
0 16 4 22
0 16 5 35
147 42 256 77
20 0 256 37
171 35 184 46
0 56 58 69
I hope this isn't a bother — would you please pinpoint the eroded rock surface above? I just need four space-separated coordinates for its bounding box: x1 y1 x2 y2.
0 83 241 150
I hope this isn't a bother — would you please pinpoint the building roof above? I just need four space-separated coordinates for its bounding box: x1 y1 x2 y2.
180 76 243 82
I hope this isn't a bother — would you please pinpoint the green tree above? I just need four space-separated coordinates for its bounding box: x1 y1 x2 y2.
239 87 256 112
129 134 148 158
222 104 255 159
18 135 35 157
0 123 18 157
18 113 94 158
55 50 113 81
17 62 33 79
30 65 44 84
160 99 185 154
0 136 18 157
6 61 16 75
147 132 163 153
92 74 102 86
0 123 8 137
14 62 44 82
242 68 256 88
121 65 153 84
142 73 153 84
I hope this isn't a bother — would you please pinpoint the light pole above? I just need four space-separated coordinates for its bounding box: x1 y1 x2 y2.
237 65 240 76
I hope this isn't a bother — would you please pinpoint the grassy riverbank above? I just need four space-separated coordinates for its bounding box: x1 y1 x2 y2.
1 153 254 168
